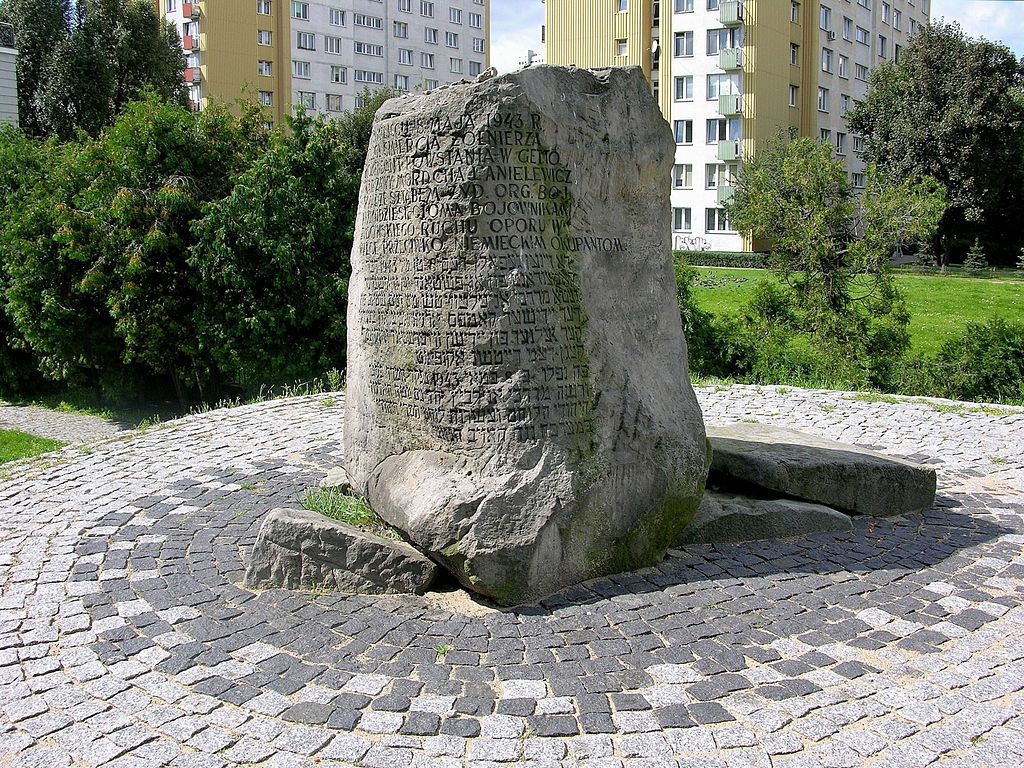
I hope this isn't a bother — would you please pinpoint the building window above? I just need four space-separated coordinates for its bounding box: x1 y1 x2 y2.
395 74 409 90
674 31 693 57
424 78 438 89
354 69 384 84
819 4 831 31
450 57 462 73
257 0 271 13
791 1 800 23
706 118 740 143
329 8 345 25
473 38 485 53
296 31 315 49
838 54 848 78
817 86 829 112
836 132 846 155
398 48 413 64
673 207 692 232
259 90 273 106
297 91 315 109
445 31 459 47
469 61 482 76
616 38 627 57
789 84 799 106
618 0 628 10
469 12 482 27
330 65 346 83
354 14 382 29
291 1 308 20
843 16 852 40
166 0 178 12
674 75 693 101
705 163 737 189
257 30 272 45
706 208 730 232
449 7 461 23
790 43 799 65
393 21 408 37
326 94 343 112
355 41 384 56
855 63 869 81
257 60 272 76
840 93 851 116
878 35 887 58
852 172 865 189
706 73 740 99
821 47 833 73
398 0 412 10
292 60 310 78
425 27 438 44
326 35 343 54
856 26 869 45
672 164 693 189
421 52 434 68
676 0 694 11
820 128 831 143
420 1 433 17
674 119 693 144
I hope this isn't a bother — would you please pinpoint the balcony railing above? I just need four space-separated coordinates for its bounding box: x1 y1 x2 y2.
0 23 15 49
720 1 743 26
719 47 743 71
717 186 736 205
717 140 740 162
719 94 742 116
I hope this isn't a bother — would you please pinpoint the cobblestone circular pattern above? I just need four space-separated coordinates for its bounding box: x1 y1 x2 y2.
1 386 1023 768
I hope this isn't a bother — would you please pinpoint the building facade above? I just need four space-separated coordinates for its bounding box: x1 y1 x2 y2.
157 0 490 125
0 23 17 127
544 0 928 252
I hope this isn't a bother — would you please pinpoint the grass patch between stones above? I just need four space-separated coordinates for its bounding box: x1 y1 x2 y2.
0 429 65 465
302 486 400 540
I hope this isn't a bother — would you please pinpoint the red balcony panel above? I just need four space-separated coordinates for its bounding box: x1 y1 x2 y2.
183 34 194 51
183 2 199 18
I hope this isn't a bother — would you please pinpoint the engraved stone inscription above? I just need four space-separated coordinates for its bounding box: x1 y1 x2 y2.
357 109 623 445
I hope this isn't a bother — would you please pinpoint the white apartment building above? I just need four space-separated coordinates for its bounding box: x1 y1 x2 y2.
0 23 16 127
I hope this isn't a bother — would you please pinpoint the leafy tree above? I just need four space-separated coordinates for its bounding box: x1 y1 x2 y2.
726 132 946 386
0 0 67 136
0 0 187 138
190 108 365 389
1 96 261 402
332 87 398 174
847 22 1024 266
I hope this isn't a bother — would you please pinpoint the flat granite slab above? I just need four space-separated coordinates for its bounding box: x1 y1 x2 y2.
0 386 1021 768
709 422 938 517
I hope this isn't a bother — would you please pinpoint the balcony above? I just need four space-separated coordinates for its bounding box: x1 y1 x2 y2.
717 140 740 161
720 1 743 26
717 186 736 205
183 35 194 51
184 67 201 84
719 47 743 70
719 93 742 116
183 2 200 18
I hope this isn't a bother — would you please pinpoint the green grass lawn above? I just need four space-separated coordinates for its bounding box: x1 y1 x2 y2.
693 268 1024 356
0 429 64 465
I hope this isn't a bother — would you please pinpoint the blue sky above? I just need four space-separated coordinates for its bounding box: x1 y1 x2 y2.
490 0 1024 73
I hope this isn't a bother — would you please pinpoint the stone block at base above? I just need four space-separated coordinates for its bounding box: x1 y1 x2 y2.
243 508 438 594
677 490 854 545
708 423 936 517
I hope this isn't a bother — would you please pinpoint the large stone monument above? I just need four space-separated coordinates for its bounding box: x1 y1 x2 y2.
343 66 709 605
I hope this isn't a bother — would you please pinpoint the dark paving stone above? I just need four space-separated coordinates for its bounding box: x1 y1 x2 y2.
282 702 331 725
528 715 580 737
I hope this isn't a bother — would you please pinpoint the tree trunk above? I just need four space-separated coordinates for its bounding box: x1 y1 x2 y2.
170 365 188 412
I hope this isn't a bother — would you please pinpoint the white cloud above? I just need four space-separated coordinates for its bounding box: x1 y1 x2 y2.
490 1 544 73
927 0 1023 54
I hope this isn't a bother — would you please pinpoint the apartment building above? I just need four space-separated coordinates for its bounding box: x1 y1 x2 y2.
0 23 16 127
157 0 490 125
544 0 928 252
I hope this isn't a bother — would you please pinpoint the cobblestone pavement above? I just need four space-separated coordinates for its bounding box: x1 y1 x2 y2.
1 385 1023 768
0 401 129 444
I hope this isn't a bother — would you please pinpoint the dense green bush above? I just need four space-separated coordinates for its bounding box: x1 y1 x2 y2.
895 318 1024 405
0 93 385 405
673 250 767 269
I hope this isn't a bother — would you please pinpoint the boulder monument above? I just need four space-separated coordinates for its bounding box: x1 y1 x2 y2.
343 66 709 605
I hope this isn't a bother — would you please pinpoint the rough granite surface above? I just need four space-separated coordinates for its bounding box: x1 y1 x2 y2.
344 66 709 604
709 423 937 517
243 508 438 595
